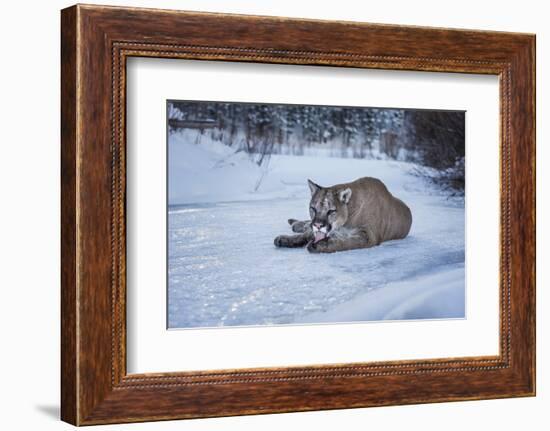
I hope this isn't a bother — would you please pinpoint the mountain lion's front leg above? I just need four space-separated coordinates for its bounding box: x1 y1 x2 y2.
274 231 313 248
307 230 373 253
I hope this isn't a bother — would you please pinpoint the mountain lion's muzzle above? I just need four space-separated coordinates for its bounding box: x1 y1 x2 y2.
312 221 331 243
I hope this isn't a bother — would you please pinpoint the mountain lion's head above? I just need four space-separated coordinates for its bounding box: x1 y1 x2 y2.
307 179 352 243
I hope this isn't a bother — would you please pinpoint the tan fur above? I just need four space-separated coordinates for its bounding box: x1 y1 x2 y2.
335 177 412 244
274 177 412 253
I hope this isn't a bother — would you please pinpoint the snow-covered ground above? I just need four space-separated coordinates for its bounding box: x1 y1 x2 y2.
168 133 465 329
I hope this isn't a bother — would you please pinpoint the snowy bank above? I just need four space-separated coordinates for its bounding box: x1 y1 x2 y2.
297 264 465 324
168 131 445 205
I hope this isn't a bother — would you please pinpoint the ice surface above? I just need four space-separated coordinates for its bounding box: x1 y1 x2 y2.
168 134 465 328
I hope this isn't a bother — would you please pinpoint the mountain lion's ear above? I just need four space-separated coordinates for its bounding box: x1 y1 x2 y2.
308 179 321 195
339 188 352 204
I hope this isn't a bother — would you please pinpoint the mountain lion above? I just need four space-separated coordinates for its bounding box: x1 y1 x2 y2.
274 177 412 253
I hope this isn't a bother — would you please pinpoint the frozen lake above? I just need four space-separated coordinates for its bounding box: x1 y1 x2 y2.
167 137 465 328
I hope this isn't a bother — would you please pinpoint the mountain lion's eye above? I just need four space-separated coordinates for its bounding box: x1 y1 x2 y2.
327 209 336 216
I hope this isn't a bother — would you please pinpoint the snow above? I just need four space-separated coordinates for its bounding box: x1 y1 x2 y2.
168 133 465 329
168 131 410 205
297 264 465 323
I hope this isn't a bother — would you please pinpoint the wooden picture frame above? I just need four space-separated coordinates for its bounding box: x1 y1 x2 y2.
61 4 536 425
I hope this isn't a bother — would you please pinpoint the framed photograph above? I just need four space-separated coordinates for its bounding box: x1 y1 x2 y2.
61 4 535 425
